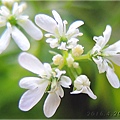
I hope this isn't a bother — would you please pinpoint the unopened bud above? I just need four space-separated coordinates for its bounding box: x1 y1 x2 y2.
72 44 84 57
52 54 64 66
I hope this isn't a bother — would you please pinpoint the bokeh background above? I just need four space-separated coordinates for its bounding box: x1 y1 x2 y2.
0 0 120 119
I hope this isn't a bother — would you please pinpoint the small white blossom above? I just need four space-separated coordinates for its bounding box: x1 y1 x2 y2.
18 52 71 118
52 54 64 66
91 25 120 88
72 44 84 57
35 10 84 50
0 2 43 53
71 75 97 99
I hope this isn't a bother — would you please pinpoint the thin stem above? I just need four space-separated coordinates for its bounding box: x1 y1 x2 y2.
74 52 91 61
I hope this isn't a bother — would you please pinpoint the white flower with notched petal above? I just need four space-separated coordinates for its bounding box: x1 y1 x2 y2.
71 75 97 99
91 25 120 88
18 52 71 118
0 2 43 54
35 10 84 50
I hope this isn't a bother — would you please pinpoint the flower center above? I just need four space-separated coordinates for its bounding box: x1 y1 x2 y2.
8 15 17 26
60 36 67 43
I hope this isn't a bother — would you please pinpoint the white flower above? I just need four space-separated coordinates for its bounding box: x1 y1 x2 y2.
18 52 71 118
35 10 84 50
91 25 120 88
44 68 71 118
0 2 43 53
71 75 97 99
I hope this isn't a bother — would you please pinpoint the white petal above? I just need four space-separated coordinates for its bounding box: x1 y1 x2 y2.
0 6 10 17
107 54 120 66
67 38 79 49
0 16 6 27
71 89 83 94
103 25 112 46
104 40 120 52
46 38 59 48
58 42 67 50
43 63 52 77
19 80 48 111
60 76 72 88
44 93 61 118
18 19 43 40
56 86 64 98
106 66 120 88
67 20 84 33
52 10 63 36
18 52 46 76
11 26 30 51
35 14 57 33
84 87 97 100
0 29 11 54
92 57 108 73
19 77 42 90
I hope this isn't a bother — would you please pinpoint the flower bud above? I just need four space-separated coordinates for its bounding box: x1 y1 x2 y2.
66 54 74 67
52 54 64 66
72 45 84 57
74 75 90 90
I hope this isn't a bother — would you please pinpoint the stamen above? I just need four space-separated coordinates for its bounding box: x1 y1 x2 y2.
63 20 68 34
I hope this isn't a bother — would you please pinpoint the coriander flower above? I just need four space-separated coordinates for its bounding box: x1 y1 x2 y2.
0 2 43 54
35 10 84 50
71 75 97 99
91 25 120 88
18 52 71 118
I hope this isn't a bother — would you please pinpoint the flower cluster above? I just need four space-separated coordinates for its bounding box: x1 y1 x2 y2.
0 0 120 118
0 0 42 53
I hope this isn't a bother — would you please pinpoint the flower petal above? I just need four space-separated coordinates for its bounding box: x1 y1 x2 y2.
103 25 112 46
0 29 11 54
19 77 42 90
106 66 120 88
11 26 30 51
18 19 43 40
35 14 57 33
83 87 97 100
52 10 63 36
104 40 120 52
46 38 59 48
70 89 83 94
44 93 61 118
19 80 49 111
56 86 64 98
60 76 72 88
18 52 46 76
107 54 120 66
92 56 108 73
67 20 84 33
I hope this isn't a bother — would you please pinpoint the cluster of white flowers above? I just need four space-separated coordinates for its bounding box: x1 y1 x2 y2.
0 0 42 53
0 0 120 118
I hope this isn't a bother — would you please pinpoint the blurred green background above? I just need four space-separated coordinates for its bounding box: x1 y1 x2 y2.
0 0 120 119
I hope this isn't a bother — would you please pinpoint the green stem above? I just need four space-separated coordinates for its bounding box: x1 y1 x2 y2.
74 52 91 61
